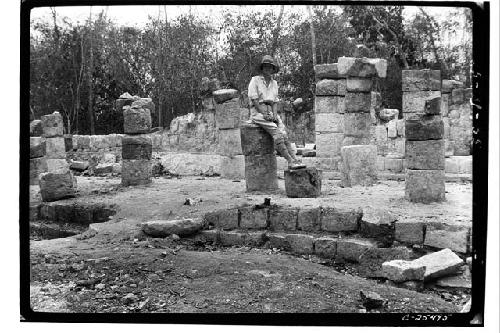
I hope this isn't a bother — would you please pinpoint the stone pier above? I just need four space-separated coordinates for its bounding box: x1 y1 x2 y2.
284 167 322 198
240 123 278 192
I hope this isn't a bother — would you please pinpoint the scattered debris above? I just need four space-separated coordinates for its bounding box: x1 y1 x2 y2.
360 291 386 310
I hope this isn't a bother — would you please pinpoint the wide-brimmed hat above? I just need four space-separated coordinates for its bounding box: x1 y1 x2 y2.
260 55 280 74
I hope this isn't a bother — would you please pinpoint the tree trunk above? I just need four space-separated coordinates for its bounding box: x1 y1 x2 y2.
87 8 95 135
306 5 317 67
270 5 285 56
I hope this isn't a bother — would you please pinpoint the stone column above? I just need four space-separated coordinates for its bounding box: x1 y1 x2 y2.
240 123 278 192
402 70 441 120
443 81 472 156
38 111 76 201
121 100 153 186
404 71 445 203
313 63 346 173
213 89 247 180
337 57 387 186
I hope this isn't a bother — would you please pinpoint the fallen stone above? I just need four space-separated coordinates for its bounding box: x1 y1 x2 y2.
141 219 203 237
122 135 152 160
402 91 441 113
315 132 344 157
345 92 371 113
413 248 464 281
435 266 471 288
297 207 321 232
218 128 243 156
336 238 377 262
315 79 346 96
94 163 115 175
320 207 361 232
41 112 64 138
215 98 244 129
240 123 275 156
424 223 469 254
203 208 239 230
359 209 396 247
30 120 43 137
39 171 77 202
239 206 268 229
424 96 442 115
123 107 152 134
381 260 426 282
343 113 372 137
337 57 387 78
121 159 152 186
405 114 444 140
360 291 386 309
285 234 315 254
401 70 441 91
212 89 239 104
378 109 399 122
394 221 425 245
314 63 345 80
220 155 245 180
442 80 464 93
284 167 322 198
244 154 279 192
314 236 337 258
268 206 298 231
315 96 346 114
405 169 445 203
45 137 66 158
405 140 445 170
346 78 373 92
30 137 46 158
461 299 472 313
357 247 412 278
315 112 344 132
46 158 69 173
340 145 378 187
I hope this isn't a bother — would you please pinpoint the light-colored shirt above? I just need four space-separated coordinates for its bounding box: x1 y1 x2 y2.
247 75 279 103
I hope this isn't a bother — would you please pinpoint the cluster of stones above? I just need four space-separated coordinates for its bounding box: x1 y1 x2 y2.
337 57 387 187
239 124 278 192
118 94 155 186
402 70 446 203
213 88 249 180
35 112 77 202
441 80 473 156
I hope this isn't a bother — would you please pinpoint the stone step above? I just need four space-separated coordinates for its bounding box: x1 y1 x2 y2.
33 202 117 225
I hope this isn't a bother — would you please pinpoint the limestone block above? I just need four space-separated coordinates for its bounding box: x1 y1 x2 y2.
376 156 385 171
39 171 77 202
131 98 155 114
442 117 450 139
240 123 275 156
342 136 371 147
357 247 412 278
45 137 66 158
359 209 396 246
384 158 404 173
314 63 345 80
401 70 441 91
115 97 134 112
203 208 239 230
405 169 445 203
346 77 373 92
450 126 472 156
30 120 43 137
386 138 405 158
75 135 90 150
445 139 454 157
320 207 361 232
123 107 152 134
402 91 441 113
213 89 239 104
340 145 378 187
193 230 219 244
307 156 341 172
218 231 246 246
371 91 383 113
239 206 268 229
338 57 387 78
159 153 221 176
424 223 469 253
315 79 346 96
269 206 298 231
395 221 425 244
220 155 245 180
343 113 371 137
297 207 321 232
94 163 115 175
314 237 338 258
315 132 344 157
424 96 441 115
345 92 371 113
244 154 279 192
381 260 426 282
442 80 464 93
30 137 46 158
217 128 243 156
451 88 465 105
150 134 162 150
406 140 445 170
30 157 47 185
285 234 315 254
46 159 69 173
413 248 464 281
70 161 89 172
378 109 399 122
121 159 152 186
215 98 243 129
441 93 450 117
464 88 472 100
141 219 203 237
445 156 472 174
122 135 152 160
41 112 64 138
396 119 405 137
315 113 344 133
387 120 397 138
374 125 388 147
315 96 346 114
268 233 289 250
336 238 377 263
63 134 73 152
284 167 322 198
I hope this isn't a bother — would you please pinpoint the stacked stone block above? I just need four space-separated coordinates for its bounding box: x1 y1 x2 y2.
121 99 153 186
213 89 248 180
240 123 278 192
37 112 77 201
402 70 441 120
337 57 387 186
313 63 346 172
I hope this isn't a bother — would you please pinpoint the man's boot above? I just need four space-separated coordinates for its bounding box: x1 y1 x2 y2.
276 141 305 170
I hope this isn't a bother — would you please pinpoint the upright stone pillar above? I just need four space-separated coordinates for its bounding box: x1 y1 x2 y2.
213 89 247 180
442 80 472 156
403 70 445 203
121 99 153 186
240 124 278 192
402 70 441 120
337 57 387 186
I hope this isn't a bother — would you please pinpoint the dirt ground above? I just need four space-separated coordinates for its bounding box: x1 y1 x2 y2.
28 175 472 314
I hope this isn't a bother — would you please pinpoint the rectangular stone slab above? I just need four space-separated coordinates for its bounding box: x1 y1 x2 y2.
244 154 278 191
343 113 371 137
239 206 268 229
215 98 243 129
39 171 77 202
342 136 371 147
285 234 315 254
220 155 245 180
336 238 377 263
315 113 344 133
46 158 70 173
314 63 345 80
424 96 442 115
405 140 445 170
394 221 425 244
345 92 371 113
442 80 464 93
402 70 441 91
357 247 412 278
405 169 445 203
30 137 46 158
203 208 239 230
320 207 361 232
314 237 338 258
269 206 298 231
41 112 64 138
338 57 387 78
315 79 346 96
45 137 66 158
413 248 464 281
122 135 152 160
340 145 378 187
402 91 441 114
405 115 444 140
346 78 373 92
315 132 344 157
424 223 469 254
213 89 239 104
217 128 243 156
121 159 152 186
240 124 275 156
123 107 152 134
30 157 47 185
297 207 321 232
315 96 346 114
381 260 426 282
284 167 322 198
